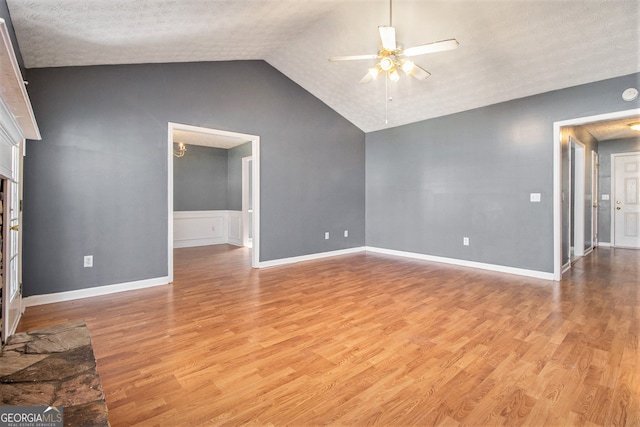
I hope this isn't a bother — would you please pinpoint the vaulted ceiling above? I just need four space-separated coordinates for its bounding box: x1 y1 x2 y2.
6 0 640 133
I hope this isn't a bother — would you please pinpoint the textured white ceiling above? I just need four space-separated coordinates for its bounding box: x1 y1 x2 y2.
6 0 640 133
578 116 640 142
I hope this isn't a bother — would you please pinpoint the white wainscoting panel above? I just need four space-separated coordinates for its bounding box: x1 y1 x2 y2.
174 210 243 248
227 211 242 246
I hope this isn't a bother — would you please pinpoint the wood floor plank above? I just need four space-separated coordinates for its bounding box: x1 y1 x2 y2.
16 245 640 426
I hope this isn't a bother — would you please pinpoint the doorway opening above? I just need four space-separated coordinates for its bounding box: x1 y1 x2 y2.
553 107 640 280
167 123 260 282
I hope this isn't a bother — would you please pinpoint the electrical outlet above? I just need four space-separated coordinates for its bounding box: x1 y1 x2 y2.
325 232 330 240
463 237 469 246
344 230 349 238
84 255 93 268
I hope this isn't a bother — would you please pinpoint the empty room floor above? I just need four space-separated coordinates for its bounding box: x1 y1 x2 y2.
17 245 639 426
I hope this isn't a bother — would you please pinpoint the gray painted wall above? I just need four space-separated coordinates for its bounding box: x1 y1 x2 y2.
173 141 252 212
22 61 366 296
366 73 640 274
173 144 228 211
597 137 640 243
227 142 252 211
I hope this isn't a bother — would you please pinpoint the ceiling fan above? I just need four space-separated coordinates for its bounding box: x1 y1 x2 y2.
329 0 459 83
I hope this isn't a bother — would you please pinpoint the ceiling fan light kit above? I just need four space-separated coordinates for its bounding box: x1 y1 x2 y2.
329 0 459 84
401 60 414 74
379 55 394 71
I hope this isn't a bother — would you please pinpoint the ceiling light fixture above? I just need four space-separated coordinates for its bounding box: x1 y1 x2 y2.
379 56 394 71
173 142 187 158
328 0 458 85
629 123 640 131
328 0 458 124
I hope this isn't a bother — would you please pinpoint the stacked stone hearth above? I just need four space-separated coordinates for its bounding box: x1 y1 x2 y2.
0 320 109 426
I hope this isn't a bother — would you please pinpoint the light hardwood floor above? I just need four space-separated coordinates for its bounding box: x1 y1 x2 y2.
18 246 639 426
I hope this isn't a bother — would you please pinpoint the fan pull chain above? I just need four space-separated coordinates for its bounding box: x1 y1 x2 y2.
385 77 389 124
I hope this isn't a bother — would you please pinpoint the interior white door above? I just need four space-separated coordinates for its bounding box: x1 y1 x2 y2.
571 138 586 258
592 151 598 248
2 147 21 342
613 153 640 249
241 156 253 248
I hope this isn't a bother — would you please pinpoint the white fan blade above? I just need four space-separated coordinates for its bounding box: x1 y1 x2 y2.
404 39 459 57
410 64 431 80
379 26 396 51
359 72 374 84
329 54 379 62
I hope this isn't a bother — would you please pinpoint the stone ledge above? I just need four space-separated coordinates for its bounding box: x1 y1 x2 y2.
0 320 110 426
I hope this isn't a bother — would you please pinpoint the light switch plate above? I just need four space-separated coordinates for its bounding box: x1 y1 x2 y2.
530 193 541 202
601 194 610 200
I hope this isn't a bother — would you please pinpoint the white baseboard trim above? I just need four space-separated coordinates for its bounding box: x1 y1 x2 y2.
174 238 226 248
562 261 572 273
22 276 170 308
598 242 612 248
366 247 556 281
258 247 365 268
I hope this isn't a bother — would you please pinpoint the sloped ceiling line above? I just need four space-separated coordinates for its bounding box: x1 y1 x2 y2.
6 0 640 133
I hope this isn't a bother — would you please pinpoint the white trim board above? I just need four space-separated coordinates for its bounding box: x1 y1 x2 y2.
22 276 169 308
259 246 555 280
0 19 40 140
366 247 555 281
23 245 559 308
258 247 365 268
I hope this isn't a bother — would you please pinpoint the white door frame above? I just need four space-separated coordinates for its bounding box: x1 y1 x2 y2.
553 108 640 280
3 170 21 342
570 137 586 259
0 100 26 342
167 122 260 281
611 151 640 248
241 156 252 248
591 151 599 250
